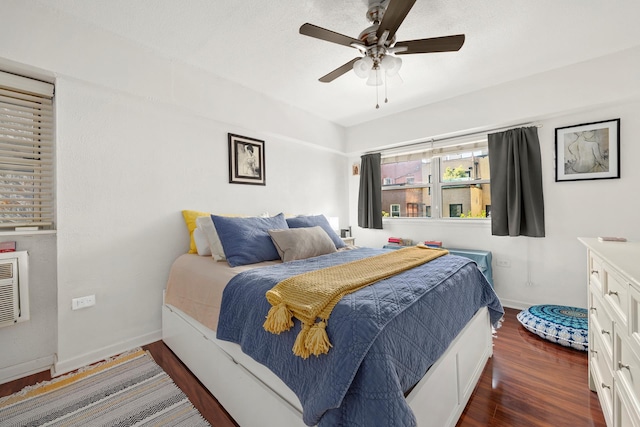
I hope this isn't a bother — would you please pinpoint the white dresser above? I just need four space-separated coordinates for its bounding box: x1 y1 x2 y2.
580 237 640 426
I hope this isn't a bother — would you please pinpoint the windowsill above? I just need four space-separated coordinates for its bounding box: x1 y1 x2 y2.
0 229 57 237
383 217 490 226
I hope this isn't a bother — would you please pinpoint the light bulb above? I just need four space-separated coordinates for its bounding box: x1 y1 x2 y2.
385 56 402 76
380 55 394 71
353 56 374 79
366 68 383 86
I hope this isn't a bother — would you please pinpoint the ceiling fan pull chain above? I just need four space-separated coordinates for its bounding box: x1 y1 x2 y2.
375 68 380 109
384 72 389 104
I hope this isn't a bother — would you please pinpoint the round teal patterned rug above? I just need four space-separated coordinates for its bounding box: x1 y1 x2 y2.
516 305 588 351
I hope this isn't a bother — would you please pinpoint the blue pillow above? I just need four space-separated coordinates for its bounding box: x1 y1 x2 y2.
211 213 288 267
286 215 346 249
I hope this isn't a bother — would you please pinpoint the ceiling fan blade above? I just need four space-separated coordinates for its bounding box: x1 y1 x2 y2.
376 0 417 40
300 23 362 48
394 34 465 55
319 58 360 83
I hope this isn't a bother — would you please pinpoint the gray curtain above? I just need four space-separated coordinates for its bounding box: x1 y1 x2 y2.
358 153 383 229
488 127 545 237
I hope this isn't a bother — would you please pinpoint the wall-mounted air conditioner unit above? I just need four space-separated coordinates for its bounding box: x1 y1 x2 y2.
0 251 29 328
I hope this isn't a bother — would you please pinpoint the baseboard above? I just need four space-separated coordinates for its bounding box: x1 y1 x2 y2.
53 329 162 377
0 354 55 385
499 299 531 311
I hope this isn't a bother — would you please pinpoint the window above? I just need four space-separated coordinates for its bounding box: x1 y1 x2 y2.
0 71 54 230
380 141 490 220
390 204 401 217
406 202 422 217
449 204 463 218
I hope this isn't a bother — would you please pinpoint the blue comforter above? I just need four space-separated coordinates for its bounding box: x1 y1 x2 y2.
217 248 503 426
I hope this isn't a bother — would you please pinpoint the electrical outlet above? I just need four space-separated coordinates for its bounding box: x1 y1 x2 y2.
72 295 96 310
496 259 511 268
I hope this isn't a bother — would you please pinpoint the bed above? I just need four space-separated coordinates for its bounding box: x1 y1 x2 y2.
162 213 503 427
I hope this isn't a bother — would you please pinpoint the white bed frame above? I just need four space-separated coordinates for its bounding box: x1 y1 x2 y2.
162 300 493 427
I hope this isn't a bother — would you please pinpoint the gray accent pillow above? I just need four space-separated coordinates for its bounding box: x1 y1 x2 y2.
286 214 346 249
268 226 337 262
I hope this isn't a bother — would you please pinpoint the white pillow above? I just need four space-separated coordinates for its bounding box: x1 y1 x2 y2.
196 215 226 261
193 227 212 256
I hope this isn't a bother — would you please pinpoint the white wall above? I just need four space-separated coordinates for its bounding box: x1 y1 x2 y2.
0 0 348 379
347 47 640 309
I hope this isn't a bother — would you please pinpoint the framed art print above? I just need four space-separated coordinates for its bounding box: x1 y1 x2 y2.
228 133 265 186
555 119 620 182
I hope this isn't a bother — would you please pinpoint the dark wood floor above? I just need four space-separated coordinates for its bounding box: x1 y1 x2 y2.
1 307 605 426
456 308 606 427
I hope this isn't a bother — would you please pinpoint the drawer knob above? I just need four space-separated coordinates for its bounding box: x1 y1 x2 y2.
590 307 597 313
601 329 611 335
591 270 599 275
619 361 631 370
608 290 619 296
591 349 598 355
601 382 611 389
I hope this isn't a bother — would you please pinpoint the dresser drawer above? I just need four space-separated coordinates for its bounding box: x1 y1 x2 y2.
590 252 605 293
630 285 640 355
591 330 614 422
615 384 640 427
617 336 640 410
592 292 615 355
605 266 630 328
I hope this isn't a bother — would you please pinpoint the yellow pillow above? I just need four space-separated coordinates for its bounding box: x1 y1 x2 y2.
182 210 210 254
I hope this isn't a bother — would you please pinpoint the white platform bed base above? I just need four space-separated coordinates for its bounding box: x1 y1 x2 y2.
162 302 493 427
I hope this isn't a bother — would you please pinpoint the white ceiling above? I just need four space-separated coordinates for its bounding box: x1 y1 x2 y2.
35 0 640 127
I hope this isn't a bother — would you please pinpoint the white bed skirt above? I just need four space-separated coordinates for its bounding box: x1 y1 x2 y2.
162 302 493 427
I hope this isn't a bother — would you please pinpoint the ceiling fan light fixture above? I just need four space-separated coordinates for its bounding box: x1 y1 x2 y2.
381 55 402 76
366 67 383 86
353 56 374 79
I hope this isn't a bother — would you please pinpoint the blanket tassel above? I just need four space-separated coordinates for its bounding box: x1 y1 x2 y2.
263 302 294 334
305 321 332 357
293 323 311 359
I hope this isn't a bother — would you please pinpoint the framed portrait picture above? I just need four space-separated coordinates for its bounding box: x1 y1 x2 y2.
555 118 620 182
228 133 265 186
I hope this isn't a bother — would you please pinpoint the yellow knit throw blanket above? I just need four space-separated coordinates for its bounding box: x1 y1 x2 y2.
263 246 449 359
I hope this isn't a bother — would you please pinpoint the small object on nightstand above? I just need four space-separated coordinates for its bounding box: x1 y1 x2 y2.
424 240 443 248
0 241 16 252
598 236 627 242
341 237 355 246
383 243 403 250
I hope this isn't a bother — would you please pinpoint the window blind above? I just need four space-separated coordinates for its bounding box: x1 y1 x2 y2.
0 71 54 230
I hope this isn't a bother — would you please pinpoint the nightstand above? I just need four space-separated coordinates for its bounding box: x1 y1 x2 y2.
382 244 493 287
447 248 493 287
341 237 355 246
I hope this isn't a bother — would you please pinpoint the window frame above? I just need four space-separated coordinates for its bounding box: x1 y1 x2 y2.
380 139 491 222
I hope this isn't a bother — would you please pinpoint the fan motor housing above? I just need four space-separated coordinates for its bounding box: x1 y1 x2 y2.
362 0 394 46
365 0 387 23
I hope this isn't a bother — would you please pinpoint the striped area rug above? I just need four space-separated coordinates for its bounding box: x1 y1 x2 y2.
0 348 210 427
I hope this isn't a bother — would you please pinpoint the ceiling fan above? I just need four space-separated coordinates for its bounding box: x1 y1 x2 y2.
299 0 465 108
